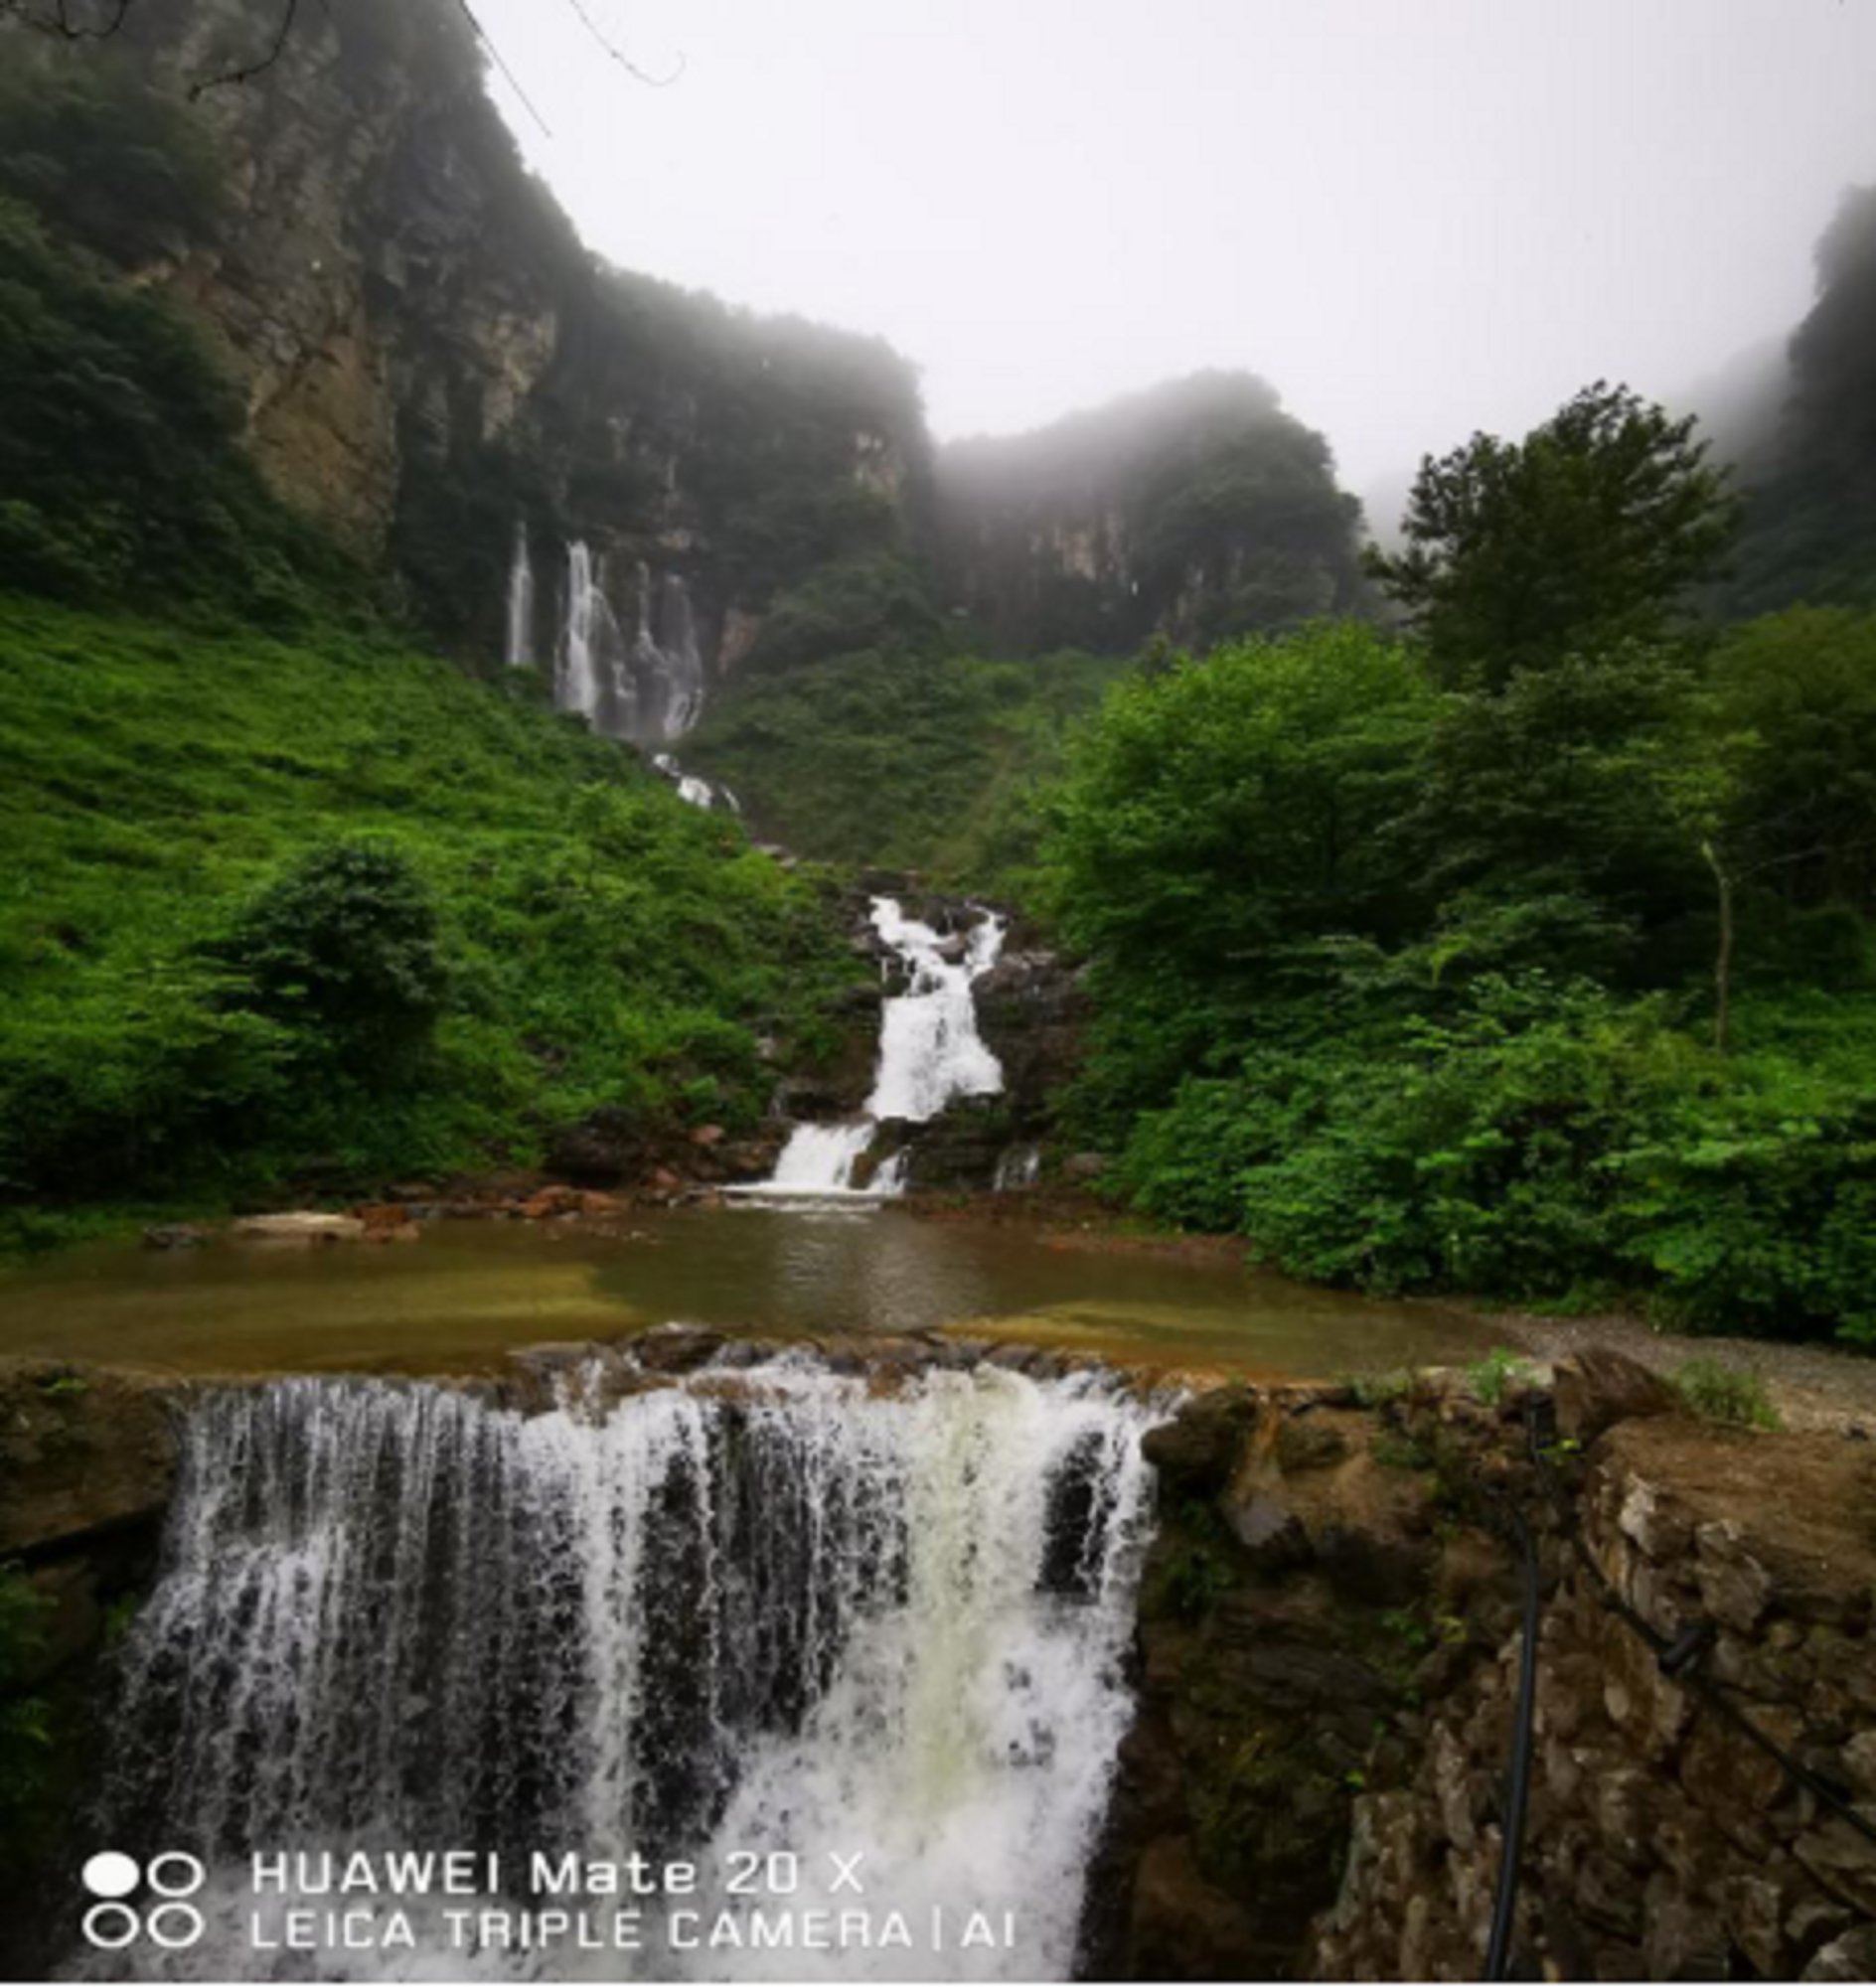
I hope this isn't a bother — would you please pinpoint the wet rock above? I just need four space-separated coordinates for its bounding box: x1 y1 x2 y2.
1140 1391 1258 1495
0 1362 178 1555
1723 1871 1794 1978
1803 1925 1876 1981
688 1124 726 1147
545 1106 643 1184
1061 1151 1108 1183
1794 1818 1876 1915
631 1326 727 1374
1694 1518 1777 1633
141 1224 208 1250
1275 1413 1350 1472
768 1074 859 1123
1554 1345 1680 1444
1127 1836 1262 1980
1221 1486 1312 1567
1617 1472 1694 1561
518 1185 583 1220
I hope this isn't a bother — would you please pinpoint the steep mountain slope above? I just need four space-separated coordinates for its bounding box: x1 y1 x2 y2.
0 596 858 1238
934 372 1367 654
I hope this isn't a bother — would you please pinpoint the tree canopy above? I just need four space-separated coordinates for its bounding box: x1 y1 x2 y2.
1367 382 1738 688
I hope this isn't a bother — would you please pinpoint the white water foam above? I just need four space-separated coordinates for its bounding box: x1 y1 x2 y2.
76 1358 1160 1982
739 898 1007 1203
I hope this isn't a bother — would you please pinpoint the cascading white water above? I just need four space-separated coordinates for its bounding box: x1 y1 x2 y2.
505 523 536 670
863 900 1006 1125
992 1145 1041 1192
653 753 739 814
548 552 704 748
79 1356 1158 1983
634 564 705 742
557 541 632 735
747 899 1007 1201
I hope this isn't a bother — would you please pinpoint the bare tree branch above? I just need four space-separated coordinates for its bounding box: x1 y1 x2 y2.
450 0 552 136
187 0 300 98
1 0 132 40
560 0 683 86
1 0 682 123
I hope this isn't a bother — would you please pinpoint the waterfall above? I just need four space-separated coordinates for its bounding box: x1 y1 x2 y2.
653 752 739 814
634 564 705 742
744 899 1007 1201
864 900 1006 1125
556 541 633 736
993 1145 1041 1192
547 553 705 747
80 1356 1157 1982
505 523 535 669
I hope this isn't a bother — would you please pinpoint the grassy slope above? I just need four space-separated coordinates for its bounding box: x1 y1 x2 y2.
0 596 857 1239
686 648 1135 888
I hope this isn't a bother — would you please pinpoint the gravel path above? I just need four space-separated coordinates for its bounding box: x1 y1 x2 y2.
1489 1305 1876 1436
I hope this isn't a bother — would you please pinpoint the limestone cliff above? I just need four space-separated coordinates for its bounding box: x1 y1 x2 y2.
9 0 931 686
935 372 1369 656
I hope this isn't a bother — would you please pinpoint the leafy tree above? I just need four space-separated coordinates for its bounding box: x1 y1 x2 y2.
216 842 447 1074
1045 623 1434 981
1368 382 1738 688
1705 608 1876 915
1404 642 1706 985
1040 623 1435 1128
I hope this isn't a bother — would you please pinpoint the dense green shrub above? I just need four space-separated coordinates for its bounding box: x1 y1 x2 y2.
216 843 448 1075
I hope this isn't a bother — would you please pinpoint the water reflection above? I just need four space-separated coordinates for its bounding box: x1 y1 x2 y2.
0 1207 1500 1379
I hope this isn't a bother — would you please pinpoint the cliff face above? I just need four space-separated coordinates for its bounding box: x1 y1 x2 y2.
40 0 931 694
4 3 1366 723
935 372 1369 656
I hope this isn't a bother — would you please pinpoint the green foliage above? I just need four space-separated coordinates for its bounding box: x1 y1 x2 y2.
0 197 362 620
1368 382 1738 688
1703 609 1876 917
0 54 224 264
1406 644 1707 977
215 843 448 1074
688 643 1132 886
0 596 858 1216
740 554 950 676
1464 1346 1532 1406
1672 1357 1782 1431
1043 619 1434 994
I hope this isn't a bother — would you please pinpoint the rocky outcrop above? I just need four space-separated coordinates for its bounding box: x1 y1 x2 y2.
974 942 1088 1139
20 0 930 673
1089 1357 1876 1981
935 372 1367 655
1314 1410 1876 1982
1080 1381 1449 1979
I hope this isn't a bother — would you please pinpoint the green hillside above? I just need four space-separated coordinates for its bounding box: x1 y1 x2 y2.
0 596 856 1247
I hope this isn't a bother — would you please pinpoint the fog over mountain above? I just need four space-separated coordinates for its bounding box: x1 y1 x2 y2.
470 0 1876 487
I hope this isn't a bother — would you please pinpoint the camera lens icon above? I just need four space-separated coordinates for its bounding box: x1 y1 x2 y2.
81 1852 206 1951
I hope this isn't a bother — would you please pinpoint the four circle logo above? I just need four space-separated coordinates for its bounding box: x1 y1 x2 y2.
81 1852 207 1950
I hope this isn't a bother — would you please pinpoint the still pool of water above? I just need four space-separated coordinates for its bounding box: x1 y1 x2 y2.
0 1207 1501 1379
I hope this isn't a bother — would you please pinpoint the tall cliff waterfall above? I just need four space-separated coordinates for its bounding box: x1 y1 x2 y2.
505 524 536 670
541 540 704 748
753 899 1007 1200
82 1357 1156 1981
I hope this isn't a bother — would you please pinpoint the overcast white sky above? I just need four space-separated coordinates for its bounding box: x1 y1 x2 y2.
470 0 1876 491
